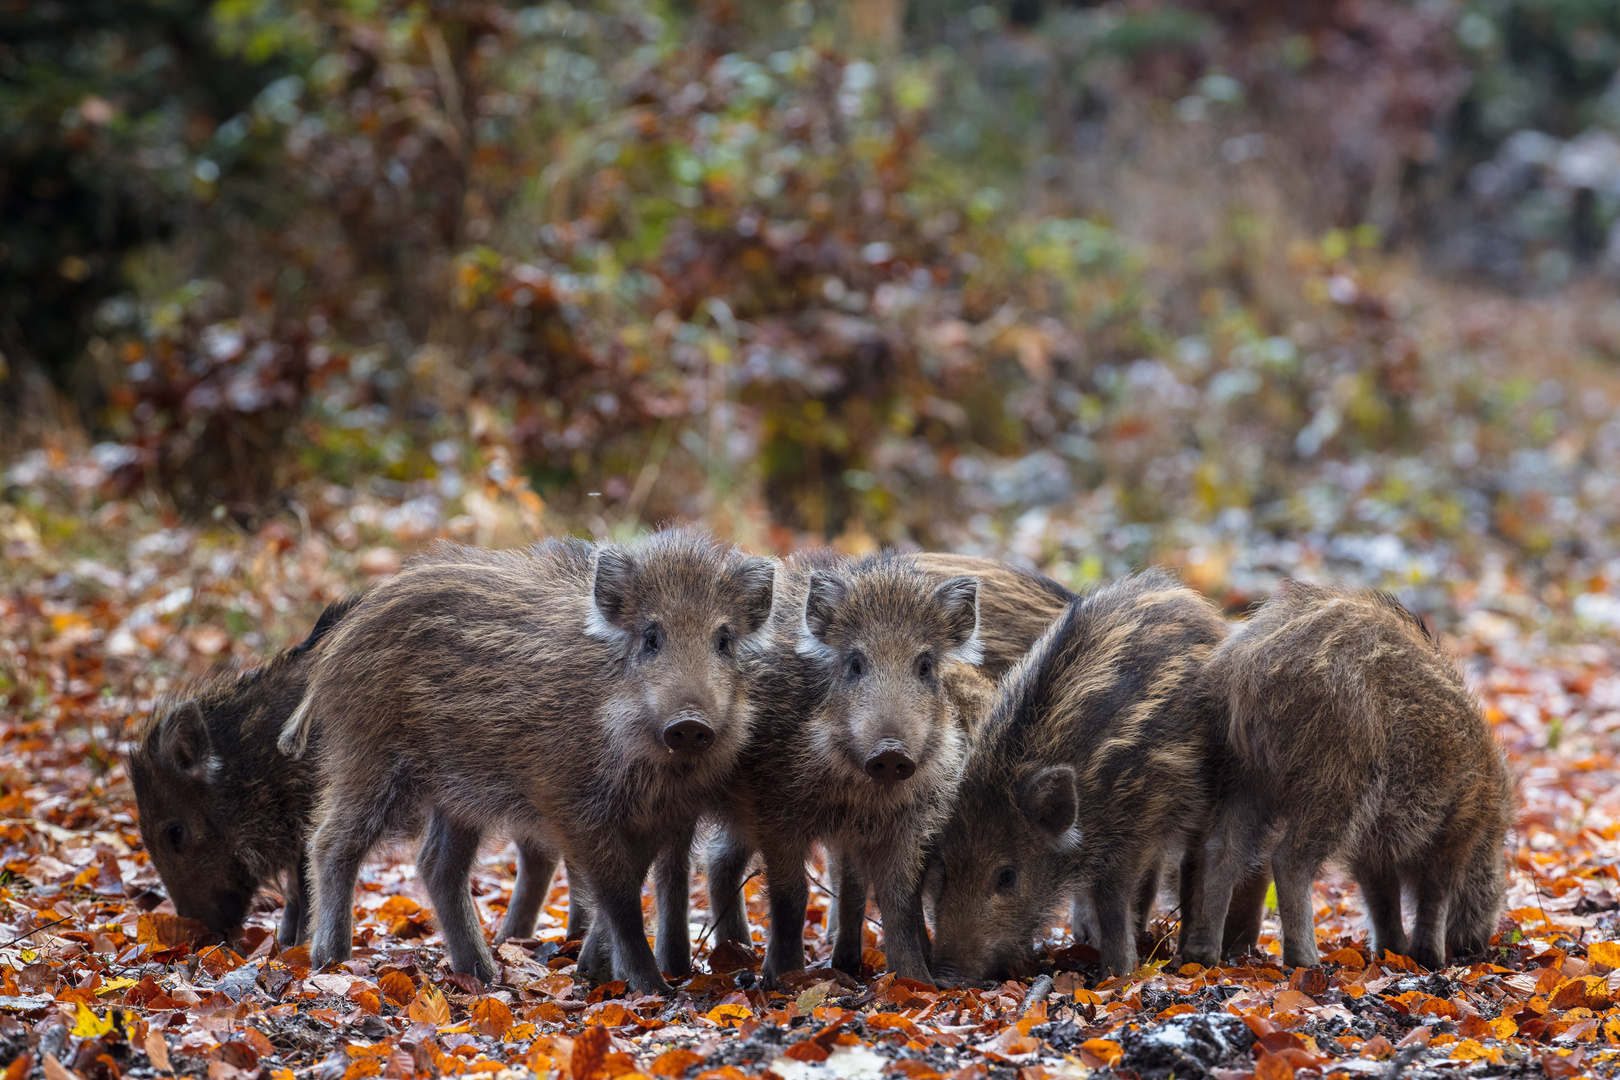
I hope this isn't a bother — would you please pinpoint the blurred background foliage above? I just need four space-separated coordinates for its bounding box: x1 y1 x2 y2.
6 0 1620 620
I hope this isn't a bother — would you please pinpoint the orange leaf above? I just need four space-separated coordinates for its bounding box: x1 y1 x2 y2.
1450 1039 1502 1064
866 1012 921 1036
1254 1053 1295 1080
378 971 416 1005
649 1050 703 1077
1322 947 1365 970
470 997 514 1039
784 1037 830 1062
405 986 451 1026
586 1002 634 1028
1077 1039 1122 1068
135 913 211 950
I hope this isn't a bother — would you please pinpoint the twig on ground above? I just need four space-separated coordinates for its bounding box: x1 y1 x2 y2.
1021 974 1055 1016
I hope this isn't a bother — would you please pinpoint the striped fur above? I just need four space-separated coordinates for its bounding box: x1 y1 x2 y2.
1183 582 1515 970
928 570 1229 982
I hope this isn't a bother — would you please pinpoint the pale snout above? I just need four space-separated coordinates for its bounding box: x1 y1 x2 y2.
863 738 917 784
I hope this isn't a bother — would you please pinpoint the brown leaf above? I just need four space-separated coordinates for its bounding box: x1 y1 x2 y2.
210 1042 259 1071
707 938 761 973
136 913 213 950
42 1056 79 1080
143 1031 171 1074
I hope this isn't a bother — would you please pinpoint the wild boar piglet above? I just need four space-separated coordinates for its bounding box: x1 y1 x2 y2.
130 596 358 944
131 597 579 948
928 570 1228 984
282 530 774 992
705 552 991 989
1182 583 1514 971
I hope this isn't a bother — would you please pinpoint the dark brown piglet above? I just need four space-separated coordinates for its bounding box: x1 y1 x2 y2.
1182 583 1514 971
130 597 578 948
705 552 990 988
281 530 773 991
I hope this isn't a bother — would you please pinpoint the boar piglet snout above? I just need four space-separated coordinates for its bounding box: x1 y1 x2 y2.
662 713 714 756
864 739 916 784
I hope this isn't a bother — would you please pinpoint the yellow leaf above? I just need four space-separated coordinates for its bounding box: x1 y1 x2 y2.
704 1003 752 1027
1449 1039 1502 1064
1588 940 1620 971
96 978 138 996
1489 1015 1518 1039
72 1004 114 1038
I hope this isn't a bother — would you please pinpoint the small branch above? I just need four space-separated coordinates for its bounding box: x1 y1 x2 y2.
1021 974 1055 1016
0 915 72 951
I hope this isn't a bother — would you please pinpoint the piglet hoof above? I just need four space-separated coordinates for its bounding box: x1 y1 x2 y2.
830 950 862 979
658 954 693 979
1409 948 1444 972
627 970 674 996
1178 945 1219 968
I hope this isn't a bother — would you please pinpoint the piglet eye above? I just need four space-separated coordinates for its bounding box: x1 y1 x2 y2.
994 865 1017 893
165 823 187 853
716 629 733 656
846 652 866 680
916 655 934 680
642 626 663 655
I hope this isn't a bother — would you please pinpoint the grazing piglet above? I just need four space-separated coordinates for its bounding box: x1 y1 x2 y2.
130 598 578 948
705 552 990 988
928 570 1228 983
281 530 773 991
130 597 359 944
1182 583 1514 971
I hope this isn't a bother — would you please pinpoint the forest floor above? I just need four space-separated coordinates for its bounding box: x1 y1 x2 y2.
2 453 1619 1080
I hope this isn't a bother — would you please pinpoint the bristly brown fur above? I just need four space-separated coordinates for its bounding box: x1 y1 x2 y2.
1181 581 1515 970
130 595 580 950
293 528 774 993
909 553 1075 679
705 550 992 988
701 551 1067 988
928 569 1229 983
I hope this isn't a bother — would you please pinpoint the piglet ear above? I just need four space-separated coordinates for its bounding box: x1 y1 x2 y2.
586 545 638 643
1019 765 1078 845
933 576 982 666
730 557 777 640
797 570 849 661
160 701 212 780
